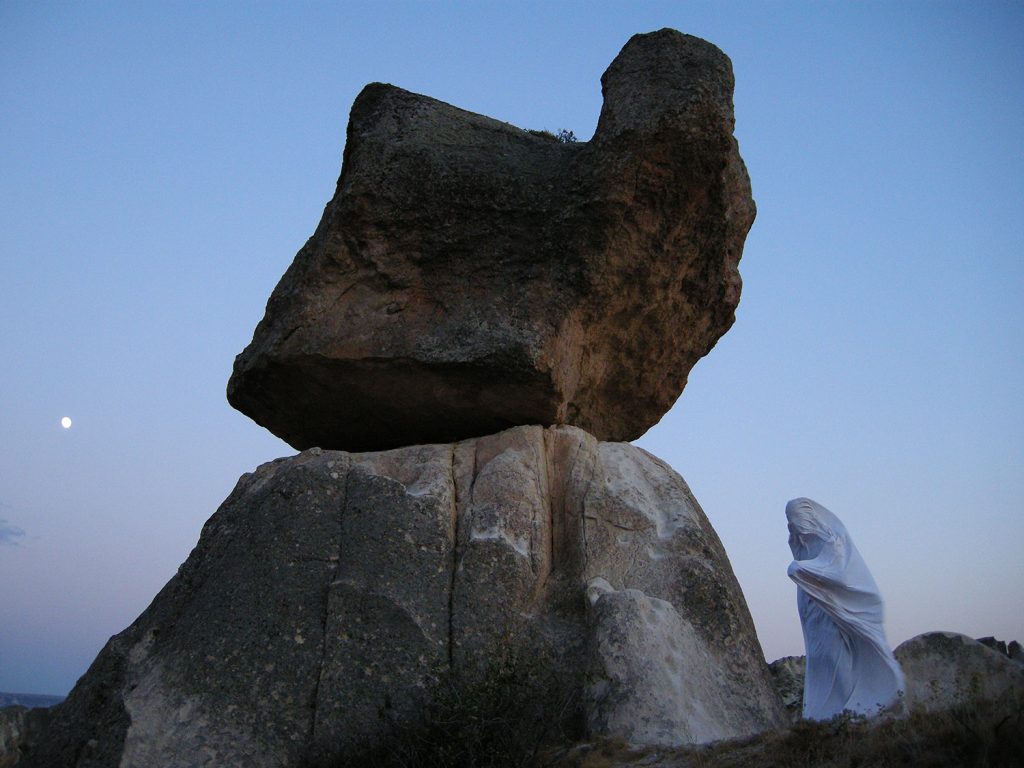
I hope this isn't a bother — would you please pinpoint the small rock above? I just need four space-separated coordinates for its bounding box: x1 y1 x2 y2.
1008 640 1023 665
894 632 1024 714
767 656 806 722
976 635 1008 656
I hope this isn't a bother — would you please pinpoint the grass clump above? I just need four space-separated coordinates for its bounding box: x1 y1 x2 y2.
526 128 579 143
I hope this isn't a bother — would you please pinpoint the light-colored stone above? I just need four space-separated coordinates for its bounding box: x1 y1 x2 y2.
26 426 785 766
585 583 758 747
579 443 785 745
228 28 755 452
894 632 1024 714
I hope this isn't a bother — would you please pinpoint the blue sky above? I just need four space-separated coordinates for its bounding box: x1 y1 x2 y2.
1 1 1021 696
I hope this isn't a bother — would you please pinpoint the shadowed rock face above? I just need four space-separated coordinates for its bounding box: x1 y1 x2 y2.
767 656 806 722
228 28 755 451
0 706 51 768
24 426 784 767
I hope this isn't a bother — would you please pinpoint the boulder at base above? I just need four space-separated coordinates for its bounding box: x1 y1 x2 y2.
228 28 755 451
768 632 1024 722
894 632 1024 714
767 655 806 722
27 426 785 767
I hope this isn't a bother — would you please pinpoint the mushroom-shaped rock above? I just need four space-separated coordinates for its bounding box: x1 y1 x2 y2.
228 28 754 451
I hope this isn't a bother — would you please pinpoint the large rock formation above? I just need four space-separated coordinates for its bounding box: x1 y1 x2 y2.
25 29 781 766
228 28 755 452
27 426 785 767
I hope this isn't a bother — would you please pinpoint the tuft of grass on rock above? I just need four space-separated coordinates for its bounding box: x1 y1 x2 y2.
526 129 579 143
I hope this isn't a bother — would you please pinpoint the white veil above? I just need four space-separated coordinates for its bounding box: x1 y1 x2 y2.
786 497 904 719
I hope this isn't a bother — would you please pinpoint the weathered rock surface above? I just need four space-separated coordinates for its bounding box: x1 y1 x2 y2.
228 28 755 451
977 635 1009 657
894 632 1024 714
976 635 1024 667
766 655 805 722
0 706 51 768
584 581 778 747
27 426 784 767
1011 640 1024 665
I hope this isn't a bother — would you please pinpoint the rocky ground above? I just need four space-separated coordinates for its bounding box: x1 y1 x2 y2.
288 690 1023 768
301 633 1024 768
550 700 1023 768
9 632 1020 767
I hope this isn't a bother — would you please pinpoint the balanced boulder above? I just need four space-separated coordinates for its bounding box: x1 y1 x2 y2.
228 28 755 451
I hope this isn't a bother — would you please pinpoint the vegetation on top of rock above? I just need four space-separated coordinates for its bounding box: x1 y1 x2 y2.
525 128 579 142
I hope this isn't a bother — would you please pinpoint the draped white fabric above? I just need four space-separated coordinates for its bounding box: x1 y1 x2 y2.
786 497 904 720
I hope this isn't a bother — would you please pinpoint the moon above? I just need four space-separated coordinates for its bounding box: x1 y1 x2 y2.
61 416 72 429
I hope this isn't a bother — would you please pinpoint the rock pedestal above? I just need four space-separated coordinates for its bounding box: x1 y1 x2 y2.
227 28 755 452
27 427 785 767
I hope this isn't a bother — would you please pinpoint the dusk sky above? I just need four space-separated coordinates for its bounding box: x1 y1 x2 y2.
1 1 1021 697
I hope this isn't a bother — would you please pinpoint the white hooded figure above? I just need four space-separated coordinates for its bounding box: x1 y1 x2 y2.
786 497 904 720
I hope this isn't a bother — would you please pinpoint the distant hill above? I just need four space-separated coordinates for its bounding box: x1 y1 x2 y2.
0 691 64 708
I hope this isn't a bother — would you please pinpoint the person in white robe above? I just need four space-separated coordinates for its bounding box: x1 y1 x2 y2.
786 497 904 720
